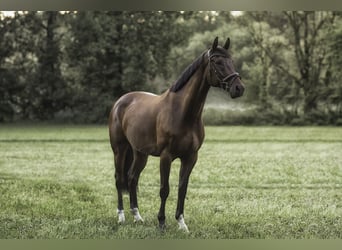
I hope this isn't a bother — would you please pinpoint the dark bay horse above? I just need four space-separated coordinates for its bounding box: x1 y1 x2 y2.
109 37 245 232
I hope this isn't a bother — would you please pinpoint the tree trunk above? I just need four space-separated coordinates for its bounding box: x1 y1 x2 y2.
303 85 318 114
284 11 335 115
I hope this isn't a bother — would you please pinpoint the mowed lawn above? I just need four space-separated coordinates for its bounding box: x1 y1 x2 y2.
0 125 342 239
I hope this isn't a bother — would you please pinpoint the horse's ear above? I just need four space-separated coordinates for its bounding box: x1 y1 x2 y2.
223 37 230 50
212 37 218 50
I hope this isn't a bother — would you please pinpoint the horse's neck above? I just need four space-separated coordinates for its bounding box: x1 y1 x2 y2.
178 65 210 123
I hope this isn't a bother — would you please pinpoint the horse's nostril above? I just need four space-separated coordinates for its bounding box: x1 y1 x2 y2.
235 85 244 96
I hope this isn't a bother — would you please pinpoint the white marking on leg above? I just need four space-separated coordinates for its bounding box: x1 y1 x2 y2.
117 209 125 224
177 214 189 232
130 207 144 223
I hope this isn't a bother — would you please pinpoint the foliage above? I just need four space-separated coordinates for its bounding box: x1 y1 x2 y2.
0 11 341 124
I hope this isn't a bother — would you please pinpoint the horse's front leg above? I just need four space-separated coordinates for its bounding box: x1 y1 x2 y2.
128 150 148 223
175 153 198 232
157 153 172 230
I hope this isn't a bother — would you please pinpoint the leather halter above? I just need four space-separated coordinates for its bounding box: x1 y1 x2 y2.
208 50 241 91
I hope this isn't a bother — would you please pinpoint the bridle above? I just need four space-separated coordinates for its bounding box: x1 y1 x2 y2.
208 50 241 92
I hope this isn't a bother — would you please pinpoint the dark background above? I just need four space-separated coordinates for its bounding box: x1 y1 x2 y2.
1 11 341 125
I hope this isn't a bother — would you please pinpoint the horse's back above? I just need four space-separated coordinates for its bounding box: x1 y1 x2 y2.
111 91 160 121
111 91 158 119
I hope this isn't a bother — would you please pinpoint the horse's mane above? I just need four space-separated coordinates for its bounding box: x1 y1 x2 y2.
170 51 206 92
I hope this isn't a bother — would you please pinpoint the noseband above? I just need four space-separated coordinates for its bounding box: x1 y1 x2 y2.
208 50 241 91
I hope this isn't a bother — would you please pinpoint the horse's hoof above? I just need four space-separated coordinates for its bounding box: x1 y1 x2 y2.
131 208 144 223
177 214 189 233
117 209 125 224
134 216 144 223
159 221 166 232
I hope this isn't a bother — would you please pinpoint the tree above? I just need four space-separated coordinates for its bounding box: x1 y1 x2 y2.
0 11 68 120
324 13 342 118
238 11 340 119
63 11 193 122
0 12 44 121
0 15 17 121
238 12 284 109
284 11 337 114
34 11 67 119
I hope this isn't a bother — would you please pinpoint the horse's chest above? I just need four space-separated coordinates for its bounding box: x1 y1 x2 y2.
167 130 204 156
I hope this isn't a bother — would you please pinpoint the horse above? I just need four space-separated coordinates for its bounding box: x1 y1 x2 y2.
109 37 245 232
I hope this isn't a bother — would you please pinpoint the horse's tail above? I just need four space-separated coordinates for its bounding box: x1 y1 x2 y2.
121 145 133 192
112 144 133 193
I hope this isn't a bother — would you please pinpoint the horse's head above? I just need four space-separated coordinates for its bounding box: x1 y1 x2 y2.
207 37 245 99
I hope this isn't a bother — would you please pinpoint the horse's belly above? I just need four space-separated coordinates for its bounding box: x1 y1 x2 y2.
123 110 159 155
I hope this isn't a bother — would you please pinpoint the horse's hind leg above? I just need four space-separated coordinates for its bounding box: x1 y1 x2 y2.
128 150 148 222
113 143 132 224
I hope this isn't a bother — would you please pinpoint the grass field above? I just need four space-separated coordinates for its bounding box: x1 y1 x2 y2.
0 125 342 239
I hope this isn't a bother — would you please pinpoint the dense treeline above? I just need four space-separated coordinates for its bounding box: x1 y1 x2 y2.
0 11 341 124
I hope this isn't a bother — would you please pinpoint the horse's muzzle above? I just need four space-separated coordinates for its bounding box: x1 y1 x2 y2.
230 81 245 99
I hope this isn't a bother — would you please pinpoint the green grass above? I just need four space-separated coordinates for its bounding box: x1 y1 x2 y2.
0 125 342 238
